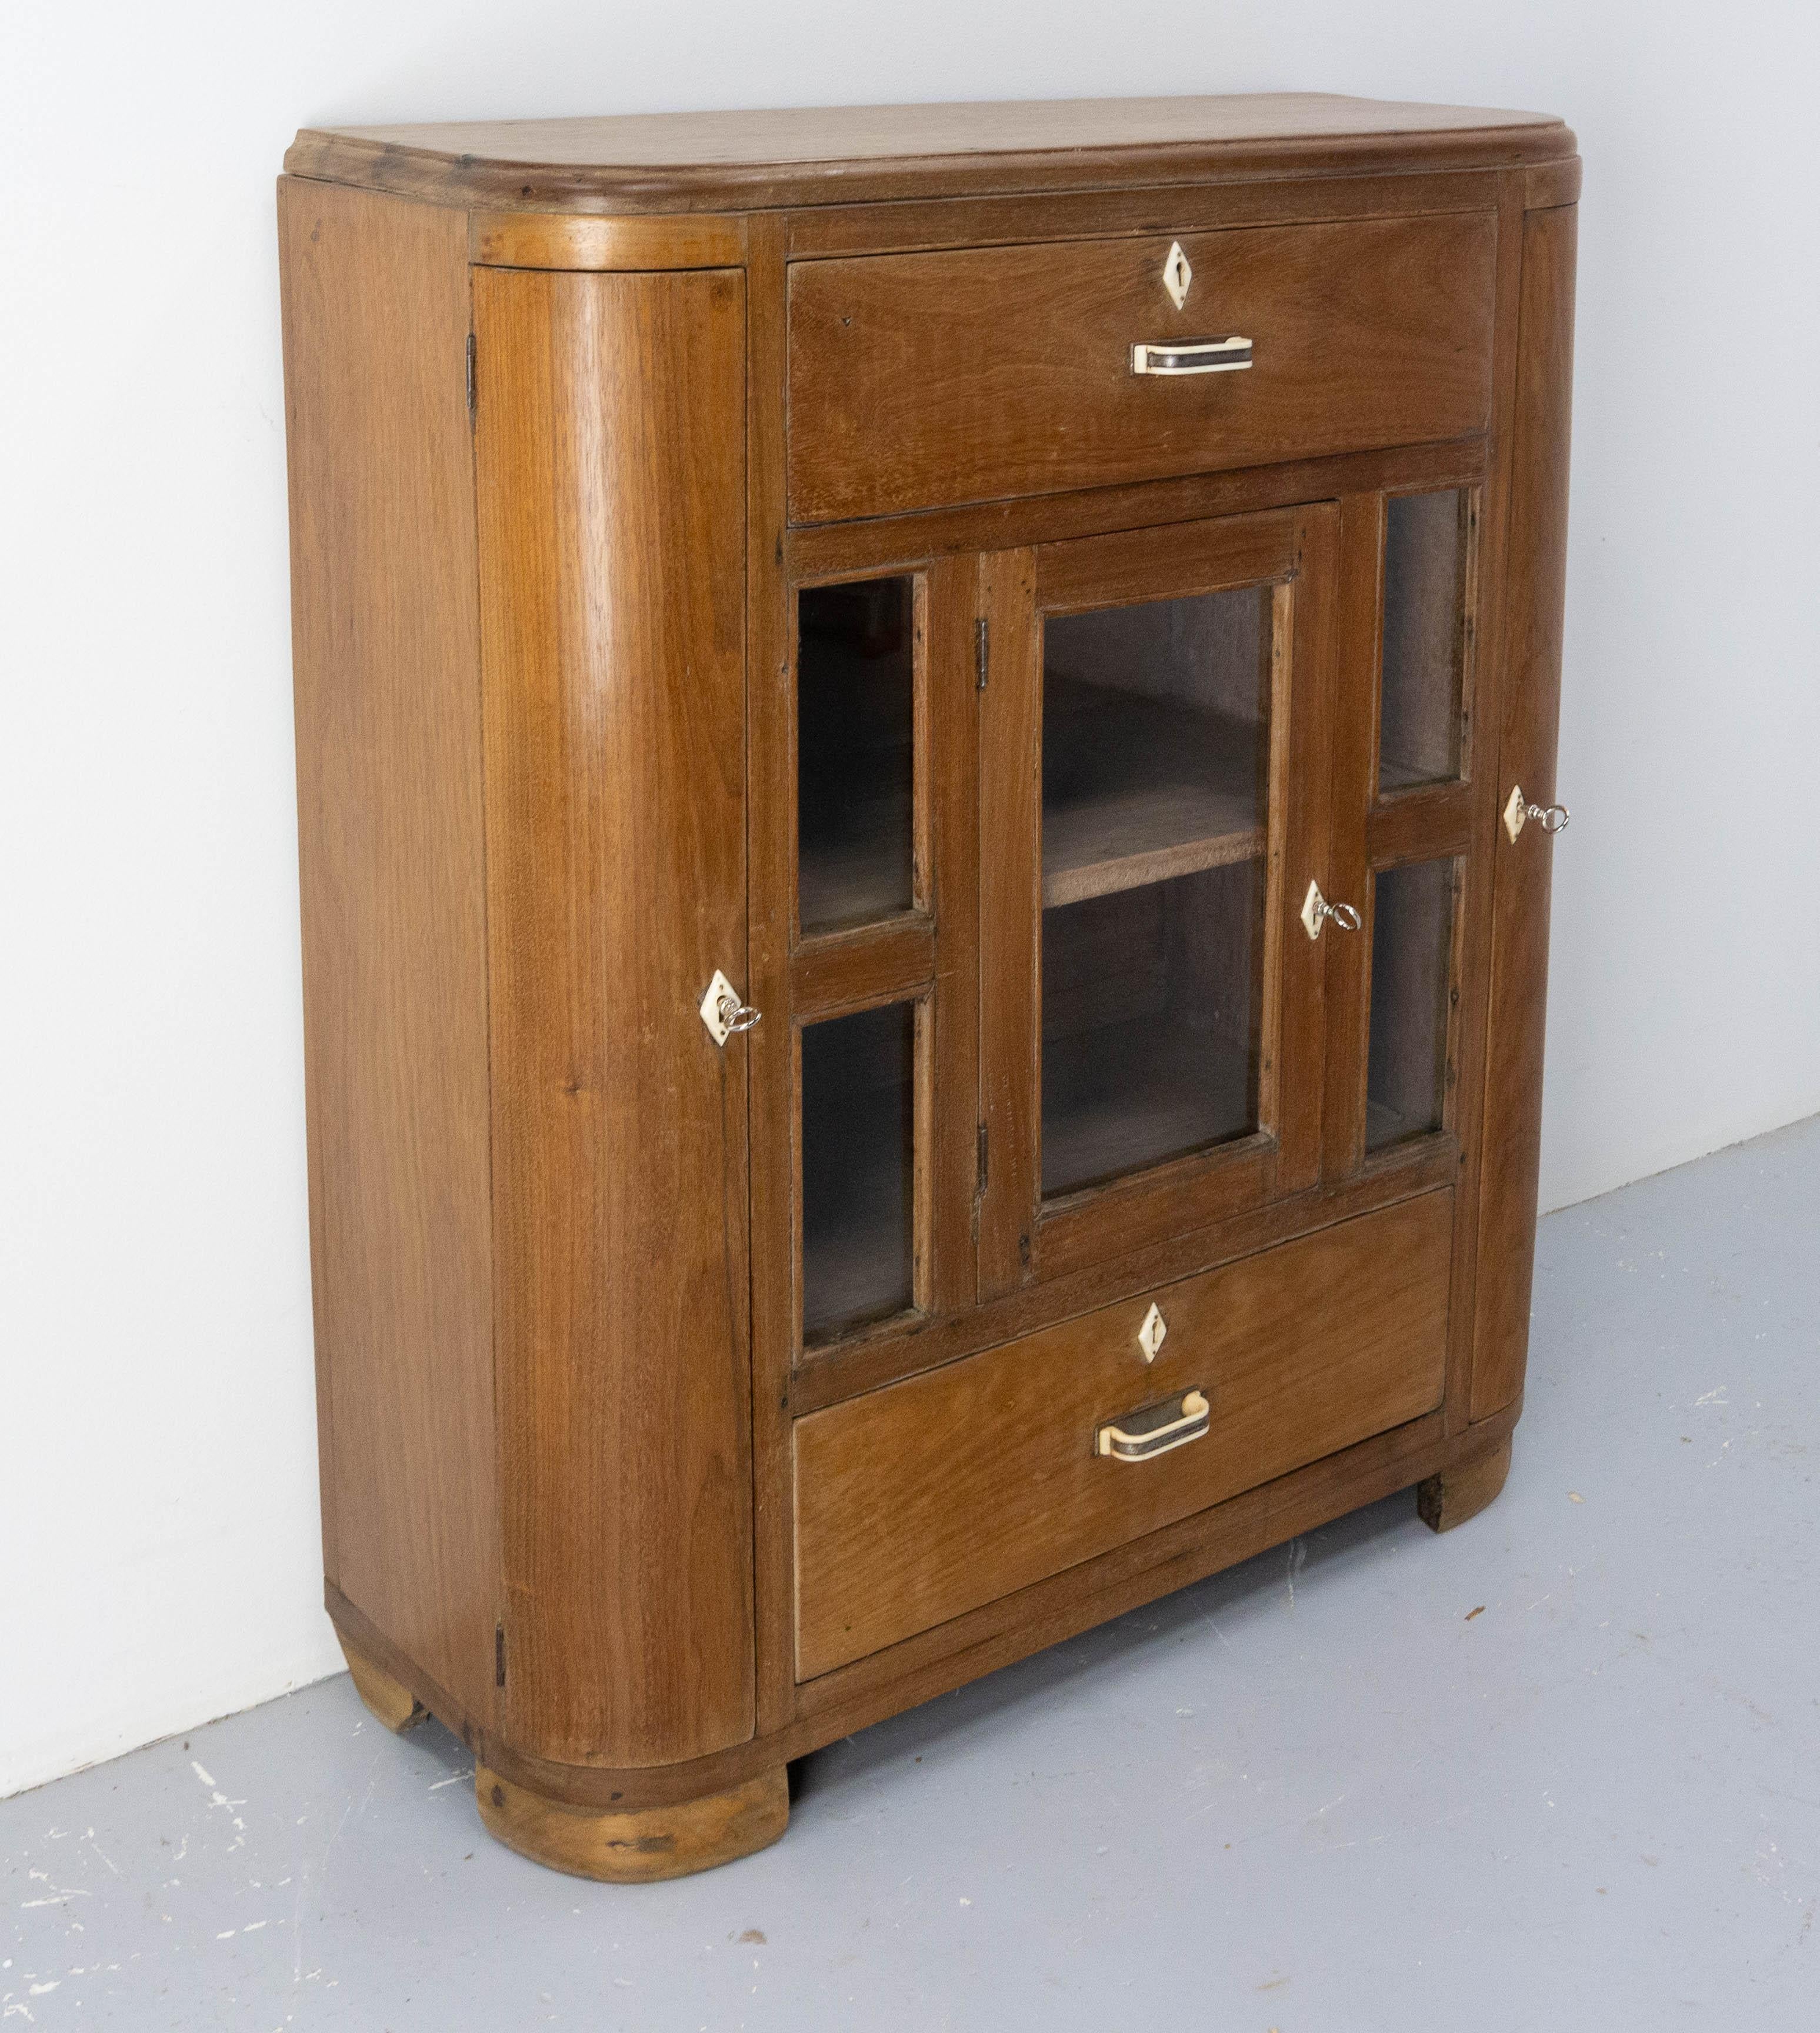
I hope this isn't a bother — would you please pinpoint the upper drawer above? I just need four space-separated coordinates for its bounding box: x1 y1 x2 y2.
794 1189 1454 1679
786 213 1498 522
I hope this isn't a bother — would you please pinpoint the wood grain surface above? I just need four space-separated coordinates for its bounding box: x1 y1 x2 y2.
474 263 757 1767
795 1189 1453 1678
279 178 501 1736
787 214 1497 521
279 107 1578 1861
1472 202 1578 1423
476 1762 788 1882
286 93 1571 214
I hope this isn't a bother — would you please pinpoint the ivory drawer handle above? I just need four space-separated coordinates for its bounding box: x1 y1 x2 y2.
1097 1388 1210 1462
1131 337 1253 376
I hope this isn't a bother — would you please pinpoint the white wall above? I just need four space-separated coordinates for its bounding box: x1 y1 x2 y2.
3 0 1816 1799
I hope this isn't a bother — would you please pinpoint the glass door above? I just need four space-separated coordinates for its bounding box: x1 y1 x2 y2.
746 553 979 1394
979 506 1339 1295
1322 478 1484 1181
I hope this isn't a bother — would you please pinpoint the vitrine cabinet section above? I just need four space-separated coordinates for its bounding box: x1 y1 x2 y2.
1040 579 1274 1196
1474 203 1578 1422
473 263 756 1767
279 179 501 1735
786 212 1497 521
979 506 1337 1300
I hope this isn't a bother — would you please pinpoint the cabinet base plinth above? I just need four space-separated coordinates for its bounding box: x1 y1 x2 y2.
340 1636 428 1732
1416 1437 1513 1533
475 1763 789 1883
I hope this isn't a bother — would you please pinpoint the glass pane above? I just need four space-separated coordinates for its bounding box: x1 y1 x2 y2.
1379 489 1469 793
1042 586 1272 906
1042 861 1266 1197
1038 583 1274 1199
801 1000 916 1342
1366 859 1457 1152
797 577 915 933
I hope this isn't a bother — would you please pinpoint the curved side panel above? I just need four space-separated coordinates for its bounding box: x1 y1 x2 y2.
474 265 753 1767
1471 202 1578 1421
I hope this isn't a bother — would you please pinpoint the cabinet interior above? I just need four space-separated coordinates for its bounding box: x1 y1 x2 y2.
1379 488 1471 794
800 998 918 1345
796 576 916 935
1038 584 1273 1198
1365 856 1458 1151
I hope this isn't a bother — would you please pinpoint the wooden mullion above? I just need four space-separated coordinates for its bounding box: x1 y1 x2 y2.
1319 491 1386 1183
926 553 983 1321
976 547 1042 1301
791 919 936 1017
1272 501 1340 1194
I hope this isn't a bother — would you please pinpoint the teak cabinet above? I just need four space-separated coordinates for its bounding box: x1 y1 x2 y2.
278 93 1579 1881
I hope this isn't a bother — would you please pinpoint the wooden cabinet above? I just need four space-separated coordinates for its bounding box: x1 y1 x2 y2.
279 93 1579 1881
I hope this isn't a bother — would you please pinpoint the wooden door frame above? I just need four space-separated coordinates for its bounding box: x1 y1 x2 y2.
977 501 1342 1301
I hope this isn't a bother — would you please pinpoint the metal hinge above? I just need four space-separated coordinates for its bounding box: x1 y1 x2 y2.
466 333 477 421
495 1622 506 1688
975 617 989 690
976 1122 989 1193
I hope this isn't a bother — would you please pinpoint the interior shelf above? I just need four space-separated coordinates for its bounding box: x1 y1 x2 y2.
1042 672 1264 908
1376 754 1442 797
798 781 914 932
801 1005 916 1345
1042 1011 1255 1199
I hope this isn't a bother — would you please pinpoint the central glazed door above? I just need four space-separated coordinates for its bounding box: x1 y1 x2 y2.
977 504 1342 1295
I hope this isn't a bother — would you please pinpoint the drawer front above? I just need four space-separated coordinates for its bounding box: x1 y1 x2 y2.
787 214 1497 523
794 1190 1452 1678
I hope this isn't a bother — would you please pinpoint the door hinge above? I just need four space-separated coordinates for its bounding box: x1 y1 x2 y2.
976 1121 989 1193
466 332 477 421
975 616 989 690
494 1621 506 1688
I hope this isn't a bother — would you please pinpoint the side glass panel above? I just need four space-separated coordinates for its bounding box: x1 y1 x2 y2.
801 999 916 1343
1040 586 1273 1198
796 576 915 934
1366 858 1458 1152
1378 489 1471 794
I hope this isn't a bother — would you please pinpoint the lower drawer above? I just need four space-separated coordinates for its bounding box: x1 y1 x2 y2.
793 1189 1453 1679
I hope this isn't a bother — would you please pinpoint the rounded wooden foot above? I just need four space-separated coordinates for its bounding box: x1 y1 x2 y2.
339 1635 428 1732
475 1763 789 1883
1417 1437 1512 1533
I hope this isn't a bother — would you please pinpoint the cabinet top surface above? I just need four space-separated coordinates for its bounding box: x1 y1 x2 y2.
285 92 1574 215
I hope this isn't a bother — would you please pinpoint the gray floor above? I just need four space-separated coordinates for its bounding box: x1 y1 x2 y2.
7 1118 1818 2031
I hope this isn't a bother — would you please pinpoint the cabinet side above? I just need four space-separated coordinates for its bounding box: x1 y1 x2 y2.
277 179 501 1726
473 266 755 1769
1471 200 1578 1421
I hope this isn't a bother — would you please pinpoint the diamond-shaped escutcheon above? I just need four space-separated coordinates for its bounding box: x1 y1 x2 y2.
1138 1302 1168 1363
1162 241 1192 309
